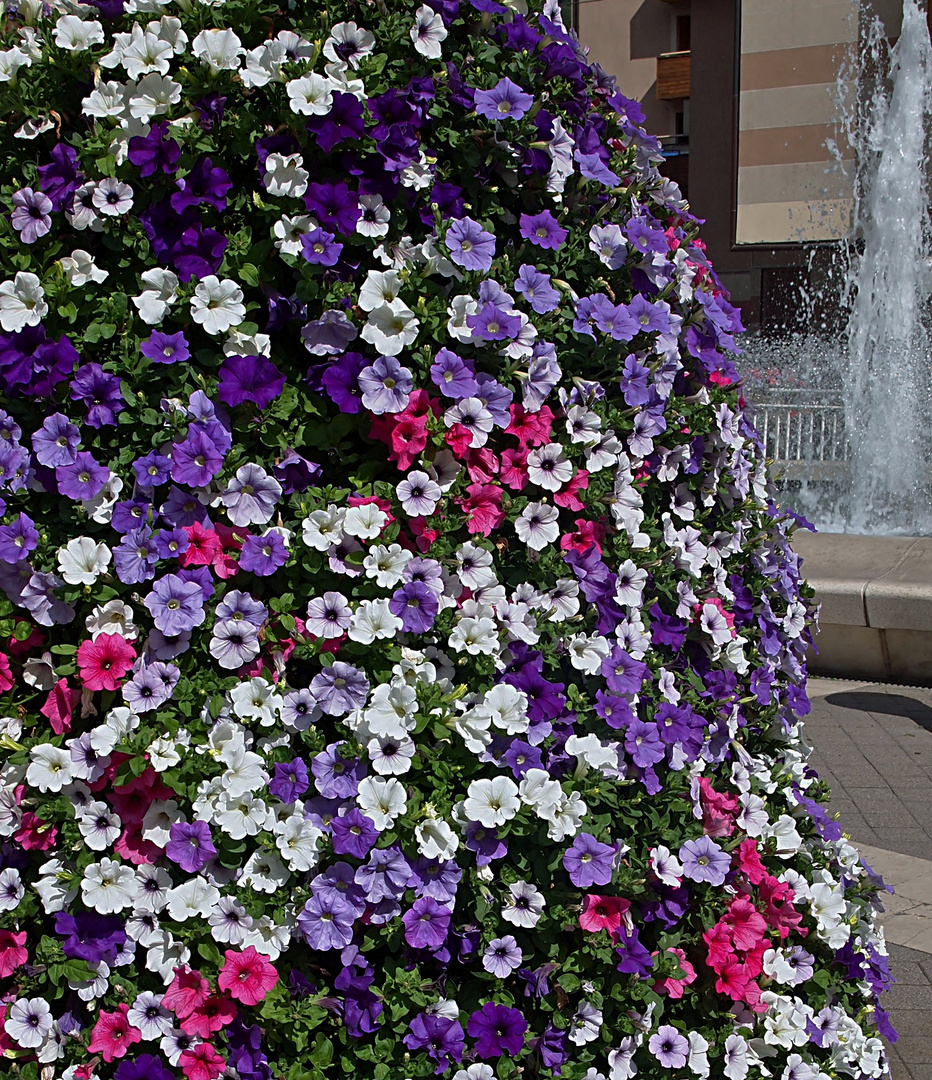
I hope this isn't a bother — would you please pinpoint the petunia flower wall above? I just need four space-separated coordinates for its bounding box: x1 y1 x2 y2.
0 2 895 1080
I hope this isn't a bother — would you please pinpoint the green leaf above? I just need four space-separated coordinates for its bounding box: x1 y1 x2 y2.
198 942 223 965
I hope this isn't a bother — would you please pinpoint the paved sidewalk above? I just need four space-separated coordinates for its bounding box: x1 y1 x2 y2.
805 678 932 1080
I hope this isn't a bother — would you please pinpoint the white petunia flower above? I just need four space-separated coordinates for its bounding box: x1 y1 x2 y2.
190 275 245 335
82 858 137 914
359 269 402 311
230 677 280 727
57 537 111 585
127 73 182 121
86 600 136 640
119 26 174 78
449 615 499 656
273 213 317 256
166 877 221 921
0 47 32 84
361 299 420 356
368 732 416 775
239 850 291 893
568 632 611 674
208 895 253 946
527 443 574 491
287 73 334 116
464 776 520 827
415 816 459 861
77 802 122 851
411 5 448 59
275 816 322 872
323 21 375 68
0 272 47 332
264 152 309 199
344 502 388 540
363 543 412 587
302 505 345 551
515 501 560 551
192 27 244 72
142 799 182 848
357 194 391 237
0 866 24 911
396 470 441 517
128 991 173 1040
132 267 178 325
502 879 544 928
5 997 53 1048
26 744 75 793
349 598 403 645
356 775 407 829
475 684 529 735
54 16 105 52
61 249 109 287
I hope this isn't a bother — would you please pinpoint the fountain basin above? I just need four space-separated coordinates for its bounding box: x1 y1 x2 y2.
795 531 932 684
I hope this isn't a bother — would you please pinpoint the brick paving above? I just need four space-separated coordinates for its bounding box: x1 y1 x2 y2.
805 678 932 1080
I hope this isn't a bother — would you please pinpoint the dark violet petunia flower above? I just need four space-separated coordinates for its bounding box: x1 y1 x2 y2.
563 831 616 888
37 143 82 213
159 486 209 529
273 450 321 494
172 223 228 283
32 413 79 468
614 926 654 977
70 364 124 427
402 896 451 950
404 1014 465 1074
239 532 288 576
0 513 38 563
114 1054 174 1080
144 574 206 636
519 210 568 250
165 820 216 873
445 217 496 272
141 331 189 366
269 758 309 804
217 355 286 409
301 228 343 267
330 807 378 859
194 92 227 131
467 1002 528 1059
171 157 233 213
111 499 155 534
128 122 181 177
54 911 126 965
56 452 109 501
306 91 366 154
304 180 361 236
170 430 224 489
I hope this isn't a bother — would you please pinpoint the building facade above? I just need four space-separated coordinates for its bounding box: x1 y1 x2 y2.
573 0 919 330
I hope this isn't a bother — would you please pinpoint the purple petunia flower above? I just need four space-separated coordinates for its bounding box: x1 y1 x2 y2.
165 820 216 872
306 91 366 153
483 935 523 977
563 832 616 888
519 210 568 250
474 77 534 122
389 581 439 634
55 911 126 965
11 187 53 244
574 149 619 187
215 589 268 629
404 1014 465 1074
0 513 38 562
301 228 344 267
514 264 560 314
32 413 79 468
37 143 82 212
217 354 286 409
679 836 730 886
624 719 665 768
402 896 451 950
467 302 522 341
445 217 496 272
170 430 224 489
273 449 321 494
56 452 109 501
412 858 462 904
70 364 124 428
467 1002 528 1059
330 807 378 859
312 742 365 800
111 499 154 534
304 180 361 235
239 532 288 576
601 646 648 694
133 451 172 490
144 574 206 636
123 661 178 712
141 331 189 366
114 1054 174 1080
464 821 508 865
355 845 411 903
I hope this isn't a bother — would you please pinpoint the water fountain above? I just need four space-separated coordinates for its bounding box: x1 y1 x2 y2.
749 0 932 535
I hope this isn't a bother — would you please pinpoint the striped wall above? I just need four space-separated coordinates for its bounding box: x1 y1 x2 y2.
736 0 857 245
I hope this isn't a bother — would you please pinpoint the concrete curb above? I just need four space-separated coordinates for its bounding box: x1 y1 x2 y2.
793 533 932 684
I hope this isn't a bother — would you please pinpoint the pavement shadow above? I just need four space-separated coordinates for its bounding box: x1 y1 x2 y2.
825 691 932 734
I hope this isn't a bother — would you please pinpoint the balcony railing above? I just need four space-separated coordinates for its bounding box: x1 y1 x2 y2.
656 51 691 100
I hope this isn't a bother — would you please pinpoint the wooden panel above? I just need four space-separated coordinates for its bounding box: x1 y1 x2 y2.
656 51 690 99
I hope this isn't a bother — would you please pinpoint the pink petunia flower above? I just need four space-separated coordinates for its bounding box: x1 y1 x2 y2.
88 1004 142 1062
39 677 81 735
76 633 136 692
0 930 28 978
14 811 57 850
578 894 631 936
217 946 279 1006
163 966 211 1018
180 994 238 1037
179 1042 226 1080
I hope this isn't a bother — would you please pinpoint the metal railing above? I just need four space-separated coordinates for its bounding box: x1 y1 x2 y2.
749 390 850 464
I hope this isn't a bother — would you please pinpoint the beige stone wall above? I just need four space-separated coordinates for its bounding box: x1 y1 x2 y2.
735 0 858 244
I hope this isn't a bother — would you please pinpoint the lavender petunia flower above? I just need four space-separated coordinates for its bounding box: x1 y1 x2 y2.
56 452 109 501
402 896 451 950
0 513 38 562
297 892 356 950
123 661 178 712
301 310 358 356
563 832 616 888
430 348 478 399
514 264 561 314
648 1025 688 1069
358 356 413 414
239 532 288 576
113 527 159 585
445 217 496 272
170 429 223 488
389 581 439 634
144 574 206 636
215 589 268 629
141 331 189 365
312 742 365 799
519 210 568 250
355 845 411 903
301 228 343 267
11 187 53 244
133 451 172 490
221 463 282 527
330 807 378 859
679 836 730 886
483 935 523 977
